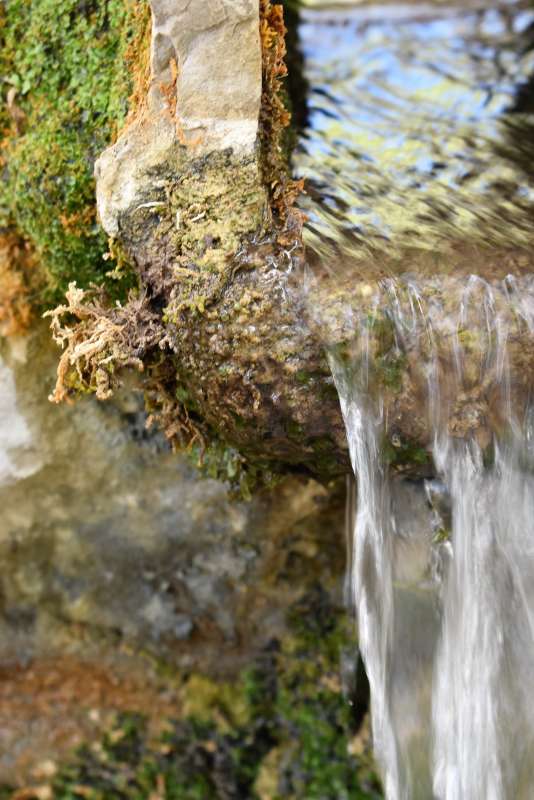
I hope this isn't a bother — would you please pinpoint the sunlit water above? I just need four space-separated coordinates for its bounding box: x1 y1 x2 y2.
295 0 534 267
298 1 534 798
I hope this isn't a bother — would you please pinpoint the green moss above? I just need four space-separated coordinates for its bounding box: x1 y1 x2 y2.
167 151 266 276
188 438 281 500
0 0 149 304
432 527 450 544
0 592 381 800
376 352 406 391
329 323 406 395
286 419 305 437
383 435 430 468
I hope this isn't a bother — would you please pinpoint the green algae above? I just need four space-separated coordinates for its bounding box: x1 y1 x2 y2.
0 0 149 304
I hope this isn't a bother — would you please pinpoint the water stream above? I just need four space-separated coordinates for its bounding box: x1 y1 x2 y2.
328 278 534 799
295 0 534 268
296 1 534 797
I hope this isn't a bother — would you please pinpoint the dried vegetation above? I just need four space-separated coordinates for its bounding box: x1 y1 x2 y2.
259 1 305 227
45 283 161 403
0 233 38 336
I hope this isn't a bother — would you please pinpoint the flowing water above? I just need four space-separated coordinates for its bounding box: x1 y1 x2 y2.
328 278 534 799
296 1 534 797
295 0 534 270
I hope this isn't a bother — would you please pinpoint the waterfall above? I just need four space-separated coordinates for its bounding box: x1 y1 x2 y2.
329 275 534 799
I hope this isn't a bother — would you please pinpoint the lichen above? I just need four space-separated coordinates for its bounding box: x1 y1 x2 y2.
259 0 304 225
44 282 160 403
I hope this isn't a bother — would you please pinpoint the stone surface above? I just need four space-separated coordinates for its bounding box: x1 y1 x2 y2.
90 0 352 480
96 0 262 236
0 325 345 675
149 0 261 152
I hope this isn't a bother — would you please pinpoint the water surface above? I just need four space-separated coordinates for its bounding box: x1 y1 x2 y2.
295 0 534 274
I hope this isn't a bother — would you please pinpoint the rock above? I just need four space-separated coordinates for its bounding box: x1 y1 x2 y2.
95 0 263 237
89 0 350 481
0 325 346 676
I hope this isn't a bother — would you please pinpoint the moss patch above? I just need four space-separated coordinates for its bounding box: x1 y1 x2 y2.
383 434 430 469
0 0 150 305
0 591 382 799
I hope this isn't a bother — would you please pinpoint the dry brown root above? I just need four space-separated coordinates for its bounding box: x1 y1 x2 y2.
44 282 162 403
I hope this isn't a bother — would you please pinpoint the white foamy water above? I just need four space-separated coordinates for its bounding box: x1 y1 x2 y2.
329 276 534 799
432 437 534 800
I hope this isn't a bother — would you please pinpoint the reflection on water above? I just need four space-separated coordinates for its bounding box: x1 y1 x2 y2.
295 0 534 266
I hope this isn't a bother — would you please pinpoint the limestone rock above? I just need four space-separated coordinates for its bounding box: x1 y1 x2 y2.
88 0 352 480
95 0 262 237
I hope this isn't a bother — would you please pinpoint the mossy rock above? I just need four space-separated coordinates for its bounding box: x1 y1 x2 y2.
0 591 382 799
0 1 442 485
0 0 149 304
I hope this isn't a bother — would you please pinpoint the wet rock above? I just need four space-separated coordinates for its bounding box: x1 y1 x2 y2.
0 325 346 676
89 0 349 480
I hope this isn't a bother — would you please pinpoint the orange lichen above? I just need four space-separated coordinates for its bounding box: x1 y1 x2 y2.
0 656 184 789
158 56 179 120
117 0 152 136
0 233 36 336
58 206 96 236
259 1 304 225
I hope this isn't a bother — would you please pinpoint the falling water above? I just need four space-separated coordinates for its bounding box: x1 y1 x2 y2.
327 276 534 799
292 1 534 794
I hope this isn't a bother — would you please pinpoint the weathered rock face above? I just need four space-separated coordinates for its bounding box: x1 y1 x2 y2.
96 0 263 236
0 325 346 675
